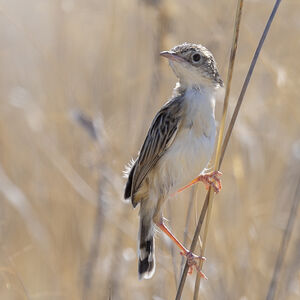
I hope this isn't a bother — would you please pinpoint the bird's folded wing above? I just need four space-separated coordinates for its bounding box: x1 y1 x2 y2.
131 95 184 201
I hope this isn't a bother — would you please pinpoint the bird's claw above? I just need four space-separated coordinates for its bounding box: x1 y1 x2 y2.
180 250 207 279
200 171 222 193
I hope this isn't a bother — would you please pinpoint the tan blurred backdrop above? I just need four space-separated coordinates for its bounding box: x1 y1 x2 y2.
0 0 299 299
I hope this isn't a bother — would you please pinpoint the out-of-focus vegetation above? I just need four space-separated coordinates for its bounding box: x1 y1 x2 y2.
0 0 299 299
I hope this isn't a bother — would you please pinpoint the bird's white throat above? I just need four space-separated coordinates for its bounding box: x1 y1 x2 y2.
184 86 216 138
170 60 218 90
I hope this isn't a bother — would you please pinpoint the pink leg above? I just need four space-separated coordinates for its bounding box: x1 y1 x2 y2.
156 221 207 279
176 171 222 194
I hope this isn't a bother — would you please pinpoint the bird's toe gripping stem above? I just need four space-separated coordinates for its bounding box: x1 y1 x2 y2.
180 250 207 279
177 170 222 194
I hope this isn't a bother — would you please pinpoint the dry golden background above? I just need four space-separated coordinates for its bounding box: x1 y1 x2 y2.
0 0 299 299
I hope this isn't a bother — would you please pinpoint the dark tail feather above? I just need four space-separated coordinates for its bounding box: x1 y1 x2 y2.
124 163 136 199
138 217 155 279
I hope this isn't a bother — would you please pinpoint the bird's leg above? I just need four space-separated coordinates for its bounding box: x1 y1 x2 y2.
155 220 207 278
176 171 222 194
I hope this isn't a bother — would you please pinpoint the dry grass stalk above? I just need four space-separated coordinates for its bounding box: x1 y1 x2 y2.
72 111 107 299
176 0 283 299
193 1 244 298
266 178 300 300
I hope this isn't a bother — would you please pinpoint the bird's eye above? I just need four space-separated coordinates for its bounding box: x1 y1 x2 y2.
192 53 201 63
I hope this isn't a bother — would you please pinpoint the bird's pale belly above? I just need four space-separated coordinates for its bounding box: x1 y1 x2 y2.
156 127 215 196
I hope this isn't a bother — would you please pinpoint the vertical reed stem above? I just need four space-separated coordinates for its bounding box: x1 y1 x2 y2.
175 0 282 298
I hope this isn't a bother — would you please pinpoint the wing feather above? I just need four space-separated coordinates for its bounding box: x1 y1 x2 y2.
129 95 185 206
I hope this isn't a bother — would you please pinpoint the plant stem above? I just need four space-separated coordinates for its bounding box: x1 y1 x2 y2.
266 178 300 300
175 0 283 298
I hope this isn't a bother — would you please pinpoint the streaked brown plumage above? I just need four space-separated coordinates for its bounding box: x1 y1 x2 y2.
124 43 223 279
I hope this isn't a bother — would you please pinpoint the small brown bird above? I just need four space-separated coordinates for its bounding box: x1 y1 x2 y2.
124 43 223 279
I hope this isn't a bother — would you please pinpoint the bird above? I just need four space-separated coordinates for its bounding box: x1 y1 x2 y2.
124 42 223 280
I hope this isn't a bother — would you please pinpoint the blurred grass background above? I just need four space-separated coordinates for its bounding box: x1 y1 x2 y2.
0 0 299 299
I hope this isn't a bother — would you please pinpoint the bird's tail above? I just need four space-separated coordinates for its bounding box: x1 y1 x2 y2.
138 216 155 279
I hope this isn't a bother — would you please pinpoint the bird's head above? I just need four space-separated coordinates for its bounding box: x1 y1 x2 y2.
160 43 223 90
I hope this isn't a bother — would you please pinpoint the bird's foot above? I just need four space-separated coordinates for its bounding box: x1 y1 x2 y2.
198 171 222 193
180 250 207 279
176 171 222 195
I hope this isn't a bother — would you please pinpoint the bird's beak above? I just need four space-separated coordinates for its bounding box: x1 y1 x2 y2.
160 51 186 63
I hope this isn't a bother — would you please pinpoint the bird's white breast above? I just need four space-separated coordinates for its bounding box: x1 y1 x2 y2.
156 87 216 196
